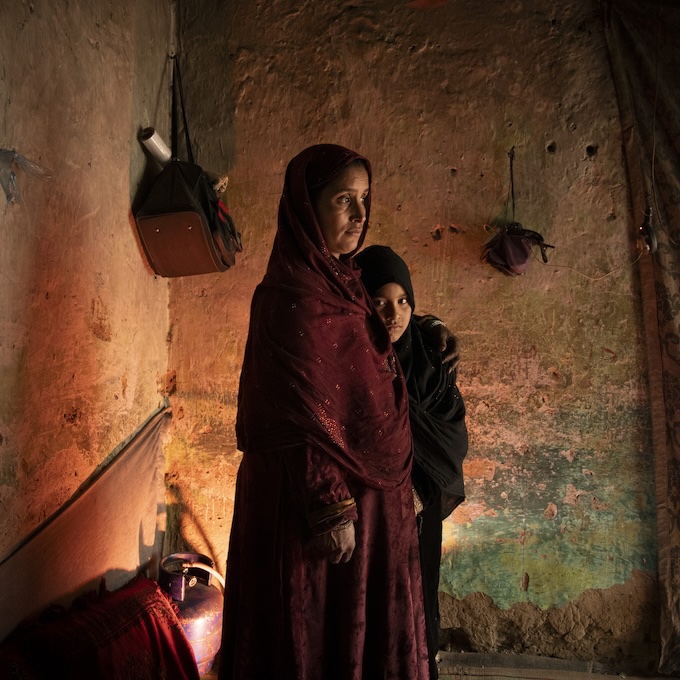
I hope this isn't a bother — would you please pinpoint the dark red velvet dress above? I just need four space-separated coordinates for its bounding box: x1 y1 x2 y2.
218 145 429 679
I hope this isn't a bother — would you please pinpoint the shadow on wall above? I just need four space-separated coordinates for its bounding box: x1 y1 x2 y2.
165 480 223 577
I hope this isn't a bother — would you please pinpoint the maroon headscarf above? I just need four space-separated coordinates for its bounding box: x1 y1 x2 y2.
236 144 412 488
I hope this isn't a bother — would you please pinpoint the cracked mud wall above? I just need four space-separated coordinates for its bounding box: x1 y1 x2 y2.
163 0 656 672
0 0 172 558
0 0 657 671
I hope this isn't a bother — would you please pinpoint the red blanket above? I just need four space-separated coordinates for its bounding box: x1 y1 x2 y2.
0 575 200 680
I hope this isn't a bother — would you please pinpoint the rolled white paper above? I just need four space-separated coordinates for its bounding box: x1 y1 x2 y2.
139 127 171 166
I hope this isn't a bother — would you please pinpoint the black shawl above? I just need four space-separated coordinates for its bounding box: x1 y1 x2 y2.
355 245 468 519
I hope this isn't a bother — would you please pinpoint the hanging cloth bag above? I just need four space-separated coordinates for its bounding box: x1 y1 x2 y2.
481 222 553 276
134 56 242 277
481 147 553 276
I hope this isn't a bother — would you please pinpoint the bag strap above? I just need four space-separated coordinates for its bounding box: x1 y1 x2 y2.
506 146 517 224
518 228 555 262
171 55 194 164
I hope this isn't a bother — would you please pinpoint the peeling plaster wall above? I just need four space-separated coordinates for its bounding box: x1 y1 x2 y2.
0 0 172 558
166 0 656 672
0 0 656 671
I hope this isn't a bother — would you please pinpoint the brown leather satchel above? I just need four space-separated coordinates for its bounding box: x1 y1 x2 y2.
134 56 242 278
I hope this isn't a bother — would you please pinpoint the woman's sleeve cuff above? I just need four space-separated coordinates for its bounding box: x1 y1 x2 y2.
307 498 358 534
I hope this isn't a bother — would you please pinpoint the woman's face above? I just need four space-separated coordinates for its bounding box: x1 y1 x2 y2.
312 162 369 258
371 283 412 343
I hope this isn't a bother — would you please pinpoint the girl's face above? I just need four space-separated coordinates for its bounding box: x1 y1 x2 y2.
312 163 369 258
371 283 412 343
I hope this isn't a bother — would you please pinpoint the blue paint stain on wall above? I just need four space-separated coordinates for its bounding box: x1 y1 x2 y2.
440 405 656 609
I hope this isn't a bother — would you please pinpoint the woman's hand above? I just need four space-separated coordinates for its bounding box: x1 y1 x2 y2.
419 314 460 373
311 520 356 564
438 329 460 373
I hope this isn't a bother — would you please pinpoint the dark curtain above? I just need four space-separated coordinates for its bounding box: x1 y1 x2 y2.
603 0 680 674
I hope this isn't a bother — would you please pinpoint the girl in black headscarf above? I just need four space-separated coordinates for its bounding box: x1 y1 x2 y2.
355 245 469 680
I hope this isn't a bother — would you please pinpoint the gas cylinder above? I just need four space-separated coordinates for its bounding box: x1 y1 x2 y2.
159 553 224 676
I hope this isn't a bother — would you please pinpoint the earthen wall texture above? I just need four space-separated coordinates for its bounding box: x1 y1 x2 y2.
167 1 656 672
0 0 658 673
0 0 172 557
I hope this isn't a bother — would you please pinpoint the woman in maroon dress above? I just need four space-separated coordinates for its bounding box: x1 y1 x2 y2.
218 144 429 679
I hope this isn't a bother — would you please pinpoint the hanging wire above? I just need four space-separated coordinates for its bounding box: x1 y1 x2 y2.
502 146 517 226
508 146 516 225
632 0 663 254
644 0 663 252
531 246 645 281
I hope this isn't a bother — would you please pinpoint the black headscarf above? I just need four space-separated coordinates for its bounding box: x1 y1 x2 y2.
355 245 468 519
